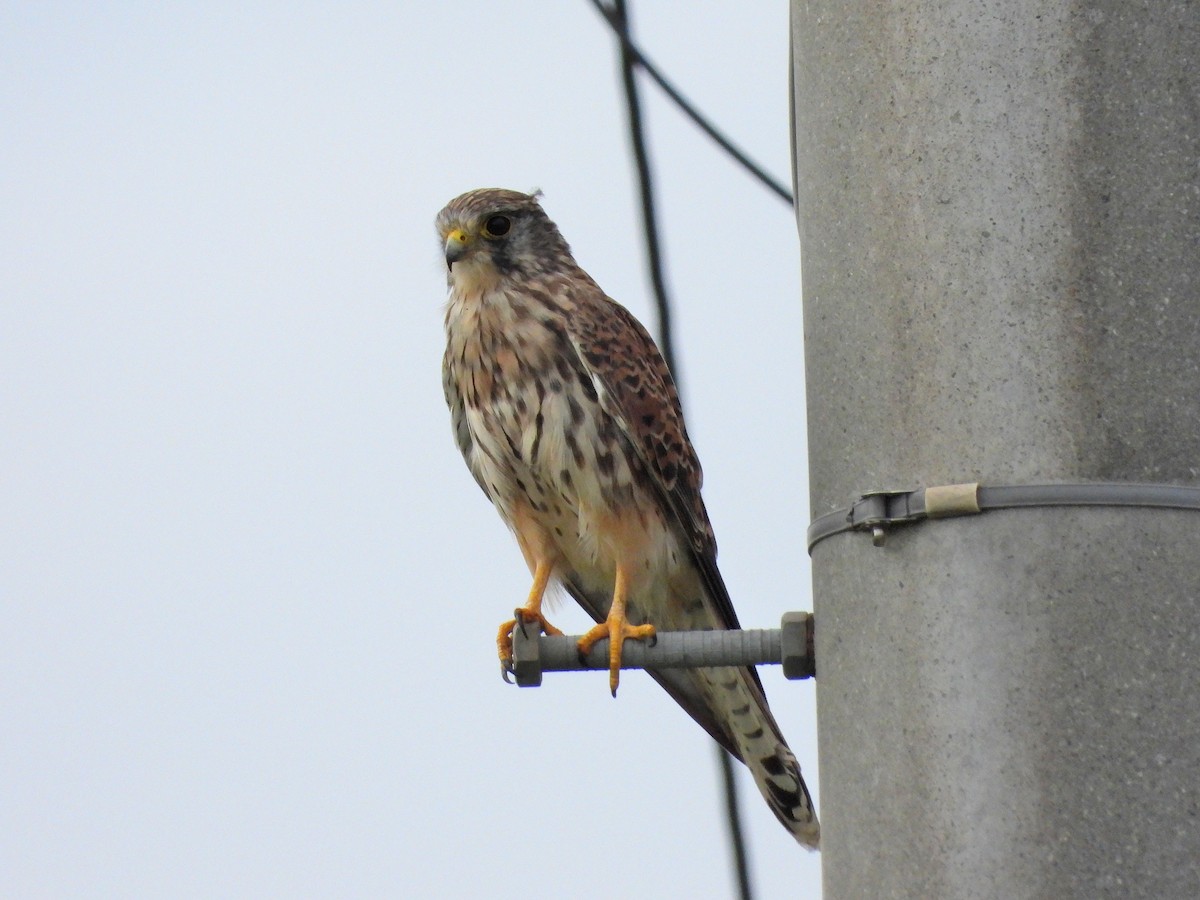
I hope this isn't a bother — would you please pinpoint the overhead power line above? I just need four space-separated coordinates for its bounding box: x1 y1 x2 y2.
609 0 678 378
586 0 795 207
597 2 756 898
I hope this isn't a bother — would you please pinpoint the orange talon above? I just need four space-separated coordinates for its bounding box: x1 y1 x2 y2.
497 560 561 669
575 563 655 696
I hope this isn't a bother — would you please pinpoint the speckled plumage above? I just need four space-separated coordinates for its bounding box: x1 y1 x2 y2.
438 188 819 848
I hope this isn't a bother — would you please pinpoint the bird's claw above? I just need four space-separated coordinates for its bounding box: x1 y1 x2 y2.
513 607 533 639
576 616 657 697
497 606 562 684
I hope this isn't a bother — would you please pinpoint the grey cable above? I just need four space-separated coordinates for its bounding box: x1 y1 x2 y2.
808 481 1200 552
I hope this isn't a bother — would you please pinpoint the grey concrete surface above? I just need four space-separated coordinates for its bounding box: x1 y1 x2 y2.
792 2 1200 896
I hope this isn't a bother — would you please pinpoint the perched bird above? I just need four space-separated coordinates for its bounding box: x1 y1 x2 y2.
438 188 819 848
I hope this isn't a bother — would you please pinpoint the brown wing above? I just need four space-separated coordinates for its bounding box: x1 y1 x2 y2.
561 291 777 750
556 288 775 753
564 287 745 635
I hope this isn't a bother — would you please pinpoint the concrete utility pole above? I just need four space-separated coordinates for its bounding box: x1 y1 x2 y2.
791 4 1200 898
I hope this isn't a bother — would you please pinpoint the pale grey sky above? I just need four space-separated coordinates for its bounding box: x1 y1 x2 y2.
1 4 818 897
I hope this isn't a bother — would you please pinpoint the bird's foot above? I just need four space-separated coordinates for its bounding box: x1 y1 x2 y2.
576 615 657 697
497 607 563 680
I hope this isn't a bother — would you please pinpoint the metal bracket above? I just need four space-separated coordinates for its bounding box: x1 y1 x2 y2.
508 611 815 688
844 483 983 545
808 481 1200 553
846 488 931 546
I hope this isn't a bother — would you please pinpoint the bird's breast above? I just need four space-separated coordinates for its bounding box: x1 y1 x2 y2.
445 287 654 555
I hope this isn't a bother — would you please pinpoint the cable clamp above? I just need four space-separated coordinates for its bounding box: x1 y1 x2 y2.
808 481 1200 553
836 483 983 547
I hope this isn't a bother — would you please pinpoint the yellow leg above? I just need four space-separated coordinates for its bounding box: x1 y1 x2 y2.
576 562 656 696
497 560 563 666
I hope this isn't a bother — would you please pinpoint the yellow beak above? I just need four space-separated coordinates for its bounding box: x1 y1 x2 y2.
444 228 470 266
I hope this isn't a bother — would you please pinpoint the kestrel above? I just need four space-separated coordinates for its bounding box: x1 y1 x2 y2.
438 188 819 848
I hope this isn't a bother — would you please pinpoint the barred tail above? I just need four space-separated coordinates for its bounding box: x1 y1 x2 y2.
751 737 820 849
707 667 820 849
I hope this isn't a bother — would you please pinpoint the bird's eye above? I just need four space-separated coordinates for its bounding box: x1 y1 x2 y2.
483 214 511 238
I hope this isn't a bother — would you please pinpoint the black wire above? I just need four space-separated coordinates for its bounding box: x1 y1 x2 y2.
611 0 676 378
719 749 754 900
606 3 754 899
587 0 794 207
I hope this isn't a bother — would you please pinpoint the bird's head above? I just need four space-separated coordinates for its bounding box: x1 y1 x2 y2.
436 188 575 296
